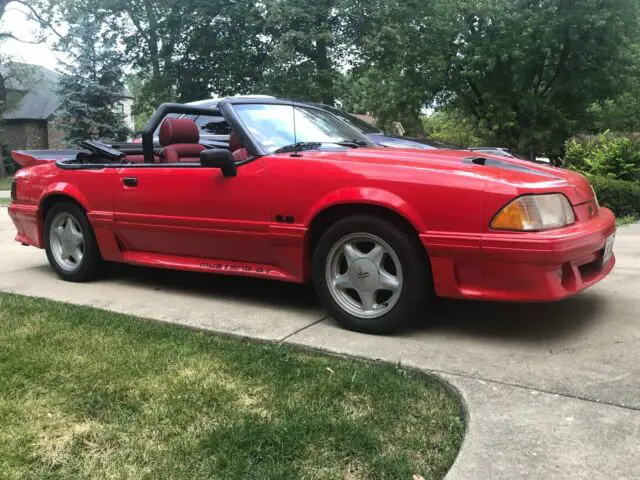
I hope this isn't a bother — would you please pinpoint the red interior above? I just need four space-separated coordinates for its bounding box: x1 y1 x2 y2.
159 118 207 163
229 130 249 161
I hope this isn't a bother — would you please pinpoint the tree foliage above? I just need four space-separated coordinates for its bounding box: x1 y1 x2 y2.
443 0 639 158
0 0 54 177
25 0 640 153
56 14 130 146
422 110 494 148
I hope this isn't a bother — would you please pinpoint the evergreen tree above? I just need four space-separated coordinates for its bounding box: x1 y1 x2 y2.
57 14 130 147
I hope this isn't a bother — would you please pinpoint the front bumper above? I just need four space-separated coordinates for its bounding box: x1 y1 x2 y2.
422 207 616 301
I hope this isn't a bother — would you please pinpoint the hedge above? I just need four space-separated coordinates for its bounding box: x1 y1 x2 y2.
565 132 640 183
1 144 20 175
588 175 640 218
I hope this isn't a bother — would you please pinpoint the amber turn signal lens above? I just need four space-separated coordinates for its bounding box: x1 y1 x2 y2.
491 194 575 231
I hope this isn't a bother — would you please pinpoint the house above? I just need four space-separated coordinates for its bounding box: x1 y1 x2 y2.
1 63 134 151
354 113 377 126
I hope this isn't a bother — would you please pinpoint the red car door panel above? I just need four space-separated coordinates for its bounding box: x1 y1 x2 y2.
112 160 272 263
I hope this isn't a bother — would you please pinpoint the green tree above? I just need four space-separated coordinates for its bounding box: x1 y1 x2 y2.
422 109 494 147
589 44 640 133
443 0 640 158
0 0 57 177
56 14 130 146
344 0 457 133
258 0 356 105
50 0 271 120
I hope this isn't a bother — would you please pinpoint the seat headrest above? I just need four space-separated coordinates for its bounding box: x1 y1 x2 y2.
159 118 200 146
229 130 243 152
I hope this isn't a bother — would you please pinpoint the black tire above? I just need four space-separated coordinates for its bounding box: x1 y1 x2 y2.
312 214 433 334
44 201 102 282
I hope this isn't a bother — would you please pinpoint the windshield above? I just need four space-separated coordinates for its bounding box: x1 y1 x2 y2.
321 105 381 134
233 103 372 154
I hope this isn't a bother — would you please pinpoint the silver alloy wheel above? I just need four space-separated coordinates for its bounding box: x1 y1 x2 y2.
49 212 85 272
325 232 403 319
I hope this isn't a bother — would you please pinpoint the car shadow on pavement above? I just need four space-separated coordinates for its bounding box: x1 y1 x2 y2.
107 264 322 310
105 264 604 343
419 293 605 342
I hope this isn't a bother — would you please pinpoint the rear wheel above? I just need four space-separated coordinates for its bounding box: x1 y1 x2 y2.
44 201 102 282
313 214 432 334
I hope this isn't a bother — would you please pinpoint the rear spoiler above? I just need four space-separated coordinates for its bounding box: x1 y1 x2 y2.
12 150 82 168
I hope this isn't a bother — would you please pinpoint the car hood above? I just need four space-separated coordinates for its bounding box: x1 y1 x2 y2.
365 133 439 150
297 147 595 204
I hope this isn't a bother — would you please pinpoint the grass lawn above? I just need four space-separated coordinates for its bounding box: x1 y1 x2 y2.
0 198 8 206
0 293 464 480
0 176 12 190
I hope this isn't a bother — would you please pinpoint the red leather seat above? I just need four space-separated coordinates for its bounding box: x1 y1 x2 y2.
159 118 207 163
229 131 250 162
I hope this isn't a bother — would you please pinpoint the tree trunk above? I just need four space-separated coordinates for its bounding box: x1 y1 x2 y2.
0 148 6 179
0 57 7 179
315 38 334 106
142 0 161 79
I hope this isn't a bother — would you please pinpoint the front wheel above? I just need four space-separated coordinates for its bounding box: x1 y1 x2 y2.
44 201 102 282
313 215 433 334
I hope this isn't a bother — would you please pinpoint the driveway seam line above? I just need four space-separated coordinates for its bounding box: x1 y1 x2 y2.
434 370 640 412
278 316 330 343
0 266 45 276
613 266 640 272
280 339 640 412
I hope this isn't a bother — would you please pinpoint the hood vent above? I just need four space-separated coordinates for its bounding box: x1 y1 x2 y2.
462 156 556 178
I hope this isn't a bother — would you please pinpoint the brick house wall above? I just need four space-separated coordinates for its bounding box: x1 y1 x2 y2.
47 118 64 149
1 119 64 151
2 120 49 151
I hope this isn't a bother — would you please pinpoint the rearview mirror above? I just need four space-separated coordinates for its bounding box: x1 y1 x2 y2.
200 149 237 177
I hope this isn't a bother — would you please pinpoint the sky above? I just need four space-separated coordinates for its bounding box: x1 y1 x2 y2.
0 2 64 71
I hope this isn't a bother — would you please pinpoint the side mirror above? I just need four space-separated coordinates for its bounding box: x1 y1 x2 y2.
200 149 237 177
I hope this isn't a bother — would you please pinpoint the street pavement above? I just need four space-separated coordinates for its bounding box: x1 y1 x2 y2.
1 206 639 479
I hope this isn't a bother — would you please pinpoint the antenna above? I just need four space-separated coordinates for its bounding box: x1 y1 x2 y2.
291 98 302 157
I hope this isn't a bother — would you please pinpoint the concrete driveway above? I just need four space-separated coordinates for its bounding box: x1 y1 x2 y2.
1 206 639 479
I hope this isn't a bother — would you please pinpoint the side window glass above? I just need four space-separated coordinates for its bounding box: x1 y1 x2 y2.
195 115 232 135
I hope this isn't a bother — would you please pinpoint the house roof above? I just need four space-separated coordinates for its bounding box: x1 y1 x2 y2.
354 114 377 125
2 64 60 121
2 63 133 122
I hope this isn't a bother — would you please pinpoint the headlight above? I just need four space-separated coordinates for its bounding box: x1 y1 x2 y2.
491 194 575 231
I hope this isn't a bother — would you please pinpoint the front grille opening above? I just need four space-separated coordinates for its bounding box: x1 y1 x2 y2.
579 258 603 282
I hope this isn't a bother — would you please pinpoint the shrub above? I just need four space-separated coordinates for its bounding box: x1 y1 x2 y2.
565 132 640 182
1 144 20 175
588 175 640 218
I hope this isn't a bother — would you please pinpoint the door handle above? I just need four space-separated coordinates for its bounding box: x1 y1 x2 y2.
123 177 138 187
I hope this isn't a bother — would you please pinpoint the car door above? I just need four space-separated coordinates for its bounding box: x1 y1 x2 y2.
112 160 272 264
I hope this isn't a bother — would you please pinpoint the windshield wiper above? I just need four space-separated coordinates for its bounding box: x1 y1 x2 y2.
274 142 323 154
274 140 367 154
334 140 368 148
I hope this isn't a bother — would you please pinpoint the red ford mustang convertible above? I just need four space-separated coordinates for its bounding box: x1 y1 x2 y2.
8 98 615 333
